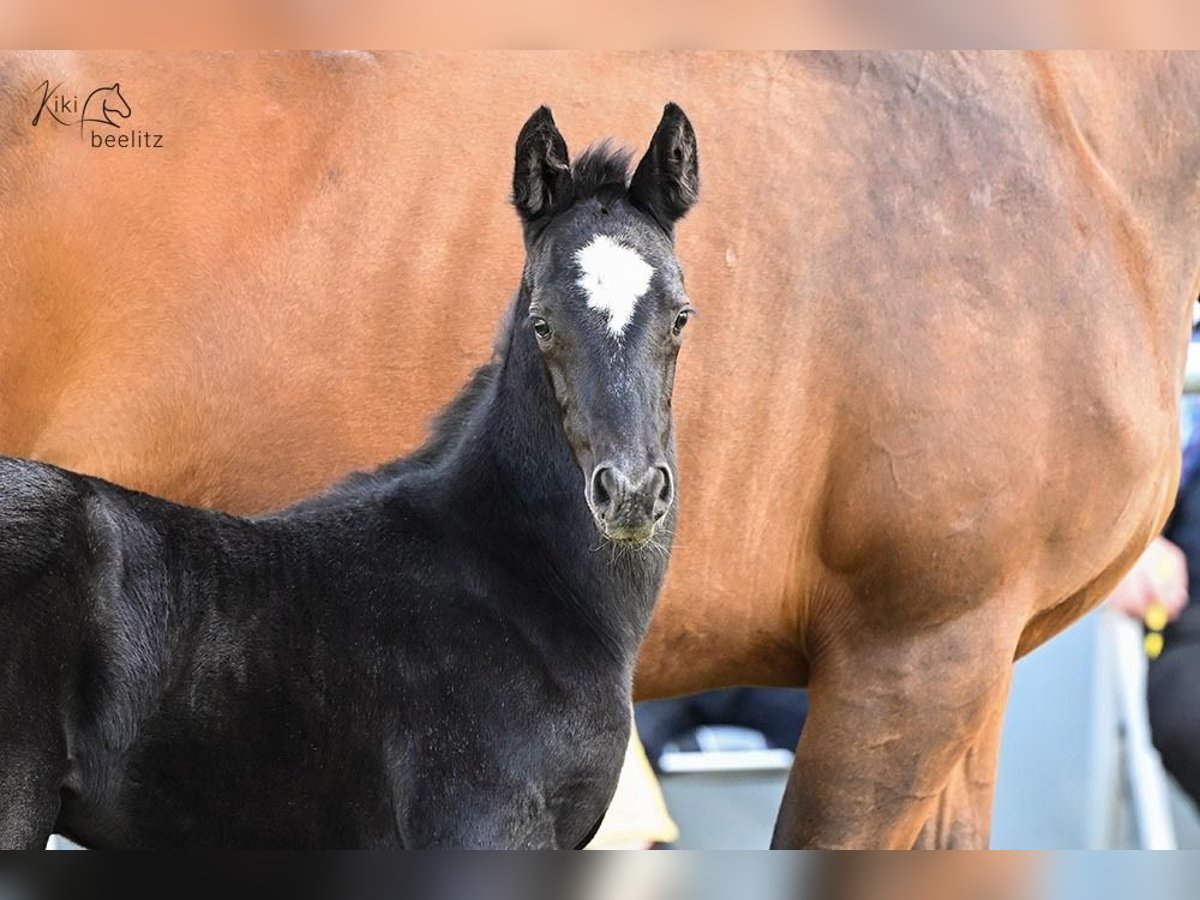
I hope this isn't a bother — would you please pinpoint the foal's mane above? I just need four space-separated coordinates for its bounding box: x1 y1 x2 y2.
407 362 500 467
407 295 518 466
294 302 515 507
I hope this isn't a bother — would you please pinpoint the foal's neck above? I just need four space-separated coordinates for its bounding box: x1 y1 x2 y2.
444 298 670 663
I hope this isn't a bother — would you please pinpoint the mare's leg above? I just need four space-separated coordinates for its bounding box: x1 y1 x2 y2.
770 602 1019 849
910 686 1009 849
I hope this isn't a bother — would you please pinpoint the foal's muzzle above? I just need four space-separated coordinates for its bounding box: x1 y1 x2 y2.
589 462 673 542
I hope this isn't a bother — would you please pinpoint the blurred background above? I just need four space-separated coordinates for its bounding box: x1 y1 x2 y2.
5 0 1200 50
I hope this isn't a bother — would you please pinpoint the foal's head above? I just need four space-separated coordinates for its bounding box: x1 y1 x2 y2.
512 104 699 545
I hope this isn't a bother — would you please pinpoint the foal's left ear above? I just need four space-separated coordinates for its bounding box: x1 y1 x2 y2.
629 103 699 233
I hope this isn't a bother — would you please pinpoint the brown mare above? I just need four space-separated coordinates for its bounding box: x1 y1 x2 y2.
2 51 1199 848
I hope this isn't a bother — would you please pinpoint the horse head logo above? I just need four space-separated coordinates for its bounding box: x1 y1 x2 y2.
80 82 131 136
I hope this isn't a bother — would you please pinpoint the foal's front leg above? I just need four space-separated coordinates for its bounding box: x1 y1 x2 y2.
0 631 72 848
0 744 66 849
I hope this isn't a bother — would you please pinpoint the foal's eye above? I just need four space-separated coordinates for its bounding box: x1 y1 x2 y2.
531 317 552 339
672 310 692 336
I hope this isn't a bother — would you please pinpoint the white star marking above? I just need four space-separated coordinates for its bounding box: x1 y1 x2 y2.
574 235 654 338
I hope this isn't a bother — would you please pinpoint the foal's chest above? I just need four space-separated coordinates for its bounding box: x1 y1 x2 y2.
390 687 632 848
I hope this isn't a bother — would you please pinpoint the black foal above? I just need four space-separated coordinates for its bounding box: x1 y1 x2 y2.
0 104 698 849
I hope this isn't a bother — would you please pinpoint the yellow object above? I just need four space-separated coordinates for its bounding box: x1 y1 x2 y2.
587 726 679 848
1145 632 1165 660
1144 600 1168 660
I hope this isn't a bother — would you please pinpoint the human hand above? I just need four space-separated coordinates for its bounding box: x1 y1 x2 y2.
1108 536 1189 623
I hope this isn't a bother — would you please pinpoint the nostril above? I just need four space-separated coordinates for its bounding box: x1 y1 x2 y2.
657 466 673 503
591 467 613 511
653 466 674 519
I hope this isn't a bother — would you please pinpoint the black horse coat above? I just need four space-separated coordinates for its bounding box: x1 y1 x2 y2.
0 320 672 849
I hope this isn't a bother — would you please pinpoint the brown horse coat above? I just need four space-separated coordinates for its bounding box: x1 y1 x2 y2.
2 51 1199 847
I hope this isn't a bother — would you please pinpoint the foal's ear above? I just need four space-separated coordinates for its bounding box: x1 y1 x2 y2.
512 106 574 225
628 103 699 232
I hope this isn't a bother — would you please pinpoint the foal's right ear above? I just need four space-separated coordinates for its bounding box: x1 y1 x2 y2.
512 106 574 226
